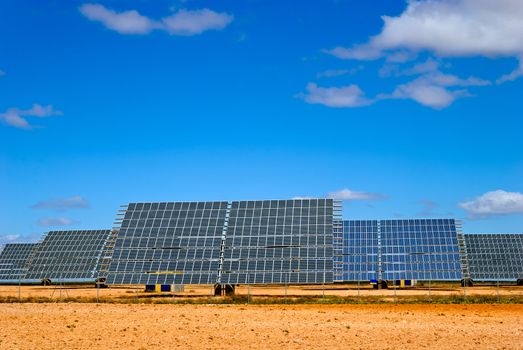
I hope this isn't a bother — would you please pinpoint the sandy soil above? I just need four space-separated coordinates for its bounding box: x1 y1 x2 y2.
0 303 521 349
0 283 522 301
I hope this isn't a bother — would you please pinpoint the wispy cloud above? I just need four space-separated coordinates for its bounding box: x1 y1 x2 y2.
38 217 78 227
380 71 490 109
298 83 373 108
32 196 89 210
80 4 233 36
0 104 62 129
0 233 40 246
326 188 386 201
316 66 363 79
301 68 489 110
459 190 523 218
0 234 21 245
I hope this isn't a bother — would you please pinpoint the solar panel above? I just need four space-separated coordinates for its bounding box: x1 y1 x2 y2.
0 243 38 282
464 233 523 281
334 220 379 282
106 202 229 285
107 199 337 285
25 230 112 282
221 199 335 285
335 219 465 281
381 219 463 281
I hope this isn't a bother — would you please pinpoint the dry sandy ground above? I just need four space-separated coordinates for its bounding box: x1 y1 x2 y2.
0 303 521 349
1 284 522 301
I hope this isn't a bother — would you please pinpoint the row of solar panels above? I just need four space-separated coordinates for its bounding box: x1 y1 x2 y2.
0 200 522 285
334 220 523 282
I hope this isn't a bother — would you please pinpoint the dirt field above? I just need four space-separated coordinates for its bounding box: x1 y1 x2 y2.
0 303 521 349
1 283 522 303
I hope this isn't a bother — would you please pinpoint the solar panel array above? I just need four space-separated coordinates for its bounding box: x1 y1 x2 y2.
106 202 228 285
25 230 111 282
335 220 379 281
0 244 38 282
381 219 462 280
221 199 334 284
335 219 464 281
107 199 336 285
464 234 523 281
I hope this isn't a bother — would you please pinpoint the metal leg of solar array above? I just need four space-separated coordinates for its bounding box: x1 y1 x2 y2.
376 220 383 289
456 221 471 301
216 202 232 296
332 215 343 298
96 230 120 302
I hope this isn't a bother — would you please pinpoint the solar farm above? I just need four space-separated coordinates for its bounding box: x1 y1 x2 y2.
1 199 522 349
0 199 521 299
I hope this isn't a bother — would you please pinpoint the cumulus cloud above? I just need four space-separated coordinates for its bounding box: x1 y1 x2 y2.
32 196 89 210
326 188 386 201
38 217 78 227
326 0 523 61
299 83 373 108
317 0 523 110
459 190 523 217
80 4 233 36
0 104 62 129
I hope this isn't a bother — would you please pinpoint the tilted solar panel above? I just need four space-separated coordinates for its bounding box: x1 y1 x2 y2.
464 233 523 281
0 243 38 282
381 219 463 281
221 199 335 285
334 220 379 282
106 202 229 285
25 230 111 282
107 199 337 285
335 219 465 282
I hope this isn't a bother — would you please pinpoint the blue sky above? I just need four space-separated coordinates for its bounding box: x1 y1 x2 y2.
1 0 522 244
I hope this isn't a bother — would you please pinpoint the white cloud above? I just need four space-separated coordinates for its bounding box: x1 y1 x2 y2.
80 4 233 36
326 0 523 60
322 0 523 104
0 104 62 129
79 4 157 34
32 195 89 210
302 69 489 110
459 190 523 217
162 9 233 36
299 83 373 108
326 188 386 201
382 71 489 109
38 217 78 227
